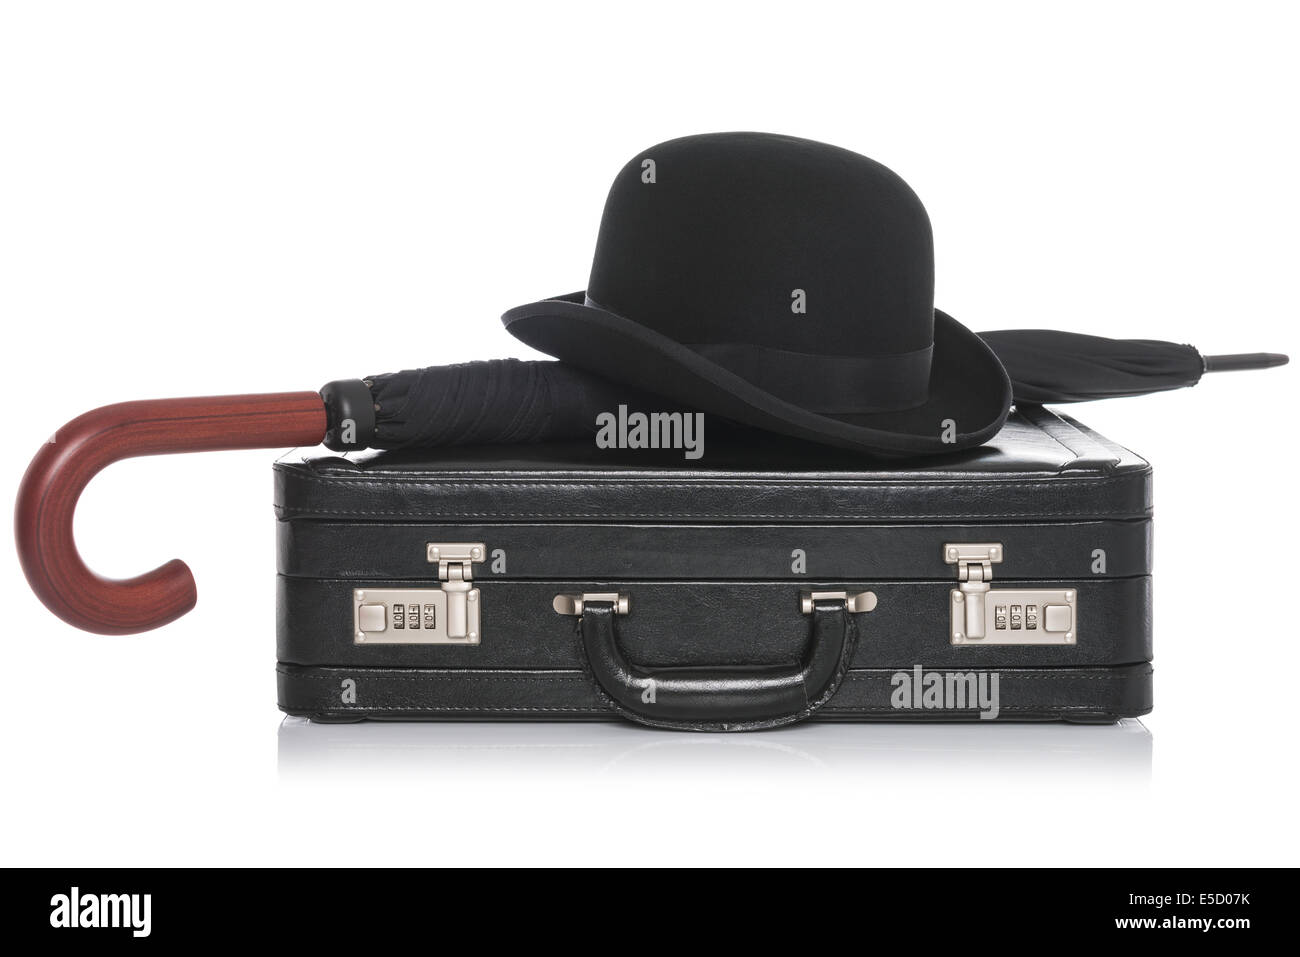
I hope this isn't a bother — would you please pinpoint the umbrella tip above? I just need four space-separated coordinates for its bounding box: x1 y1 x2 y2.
1202 352 1289 373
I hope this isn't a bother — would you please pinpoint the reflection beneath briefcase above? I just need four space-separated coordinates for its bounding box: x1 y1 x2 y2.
278 717 1151 781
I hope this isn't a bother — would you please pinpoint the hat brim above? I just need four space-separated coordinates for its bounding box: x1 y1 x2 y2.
502 292 1011 455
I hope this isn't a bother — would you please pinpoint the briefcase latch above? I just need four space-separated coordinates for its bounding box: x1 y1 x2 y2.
945 543 1077 646
428 542 486 640
351 542 486 645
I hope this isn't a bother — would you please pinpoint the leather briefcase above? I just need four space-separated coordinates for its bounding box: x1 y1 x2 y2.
274 406 1152 730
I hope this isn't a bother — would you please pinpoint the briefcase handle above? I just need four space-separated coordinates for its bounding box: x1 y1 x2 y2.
571 593 874 731
15 393 327 635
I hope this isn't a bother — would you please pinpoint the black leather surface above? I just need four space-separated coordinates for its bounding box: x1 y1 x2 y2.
277 663 1153 723
278 578 1151 671
279 520 1151 580
274 408 1152 523
274 407 1153 727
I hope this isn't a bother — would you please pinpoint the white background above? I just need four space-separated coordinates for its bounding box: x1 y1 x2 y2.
2 1 1296 867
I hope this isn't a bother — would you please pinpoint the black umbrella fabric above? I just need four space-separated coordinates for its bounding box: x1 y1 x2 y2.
977 330 1287 405
353 334 1287 450
365 359 661 449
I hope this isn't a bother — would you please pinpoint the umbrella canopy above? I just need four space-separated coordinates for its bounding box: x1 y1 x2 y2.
365 359 661 449
978 330 1286 404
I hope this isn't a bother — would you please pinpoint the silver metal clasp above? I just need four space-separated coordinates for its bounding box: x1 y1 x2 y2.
944 543 1002 640
428 542 485 640
552 592 630 616
351 542 486 645
800 590 877 614
944 542 1077 646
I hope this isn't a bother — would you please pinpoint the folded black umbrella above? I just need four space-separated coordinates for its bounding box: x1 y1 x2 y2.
356 335 1288 450
977 330 1287 405
361 359 659 449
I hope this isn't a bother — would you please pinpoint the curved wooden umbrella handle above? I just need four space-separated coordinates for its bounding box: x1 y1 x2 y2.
15 392 327 635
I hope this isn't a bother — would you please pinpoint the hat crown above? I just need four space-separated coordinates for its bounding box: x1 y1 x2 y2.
586 132 936 358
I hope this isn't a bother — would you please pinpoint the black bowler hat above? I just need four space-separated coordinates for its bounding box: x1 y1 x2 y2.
503 132 1012 454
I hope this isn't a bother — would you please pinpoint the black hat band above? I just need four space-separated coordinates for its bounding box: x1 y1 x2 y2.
584 295 932 414
685 340 932 414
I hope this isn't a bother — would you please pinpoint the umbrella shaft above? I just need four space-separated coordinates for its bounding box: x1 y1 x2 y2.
1202 353 1289 373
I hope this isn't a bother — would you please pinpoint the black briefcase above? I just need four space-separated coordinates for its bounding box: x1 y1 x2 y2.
274 406 1152 730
